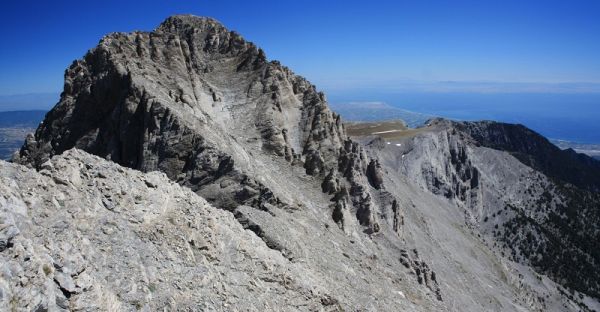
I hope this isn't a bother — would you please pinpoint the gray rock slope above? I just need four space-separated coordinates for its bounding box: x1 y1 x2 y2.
361 119 600 311
2 150 335 311
6 15 599 311
2 149 476 311
1 149 563 311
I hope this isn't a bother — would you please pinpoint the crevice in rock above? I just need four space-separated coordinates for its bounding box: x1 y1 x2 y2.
233 209 293 260
0 240 14 252
53 278 74 299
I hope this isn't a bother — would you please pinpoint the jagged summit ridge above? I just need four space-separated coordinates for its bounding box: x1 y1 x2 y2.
158 14 222 29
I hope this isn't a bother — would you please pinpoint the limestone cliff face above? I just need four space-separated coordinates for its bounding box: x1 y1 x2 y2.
17 15 394 234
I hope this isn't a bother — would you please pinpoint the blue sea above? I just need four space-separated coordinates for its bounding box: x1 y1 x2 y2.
328 92 600 144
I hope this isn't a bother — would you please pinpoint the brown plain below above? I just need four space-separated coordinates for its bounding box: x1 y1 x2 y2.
345 120 432 140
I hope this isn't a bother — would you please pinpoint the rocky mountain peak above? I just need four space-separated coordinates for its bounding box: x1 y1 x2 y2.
157 14 222 31
16 15 394 235
154 14 267 64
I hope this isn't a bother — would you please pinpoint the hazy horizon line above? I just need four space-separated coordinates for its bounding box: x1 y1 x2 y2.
320 80 600 94
3 80 600 98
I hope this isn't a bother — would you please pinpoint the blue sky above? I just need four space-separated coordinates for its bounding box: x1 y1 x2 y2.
1 0 600 95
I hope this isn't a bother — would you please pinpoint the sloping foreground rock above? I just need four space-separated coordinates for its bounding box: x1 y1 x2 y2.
2 149 453 311
2 149 590 312
1 149 337 310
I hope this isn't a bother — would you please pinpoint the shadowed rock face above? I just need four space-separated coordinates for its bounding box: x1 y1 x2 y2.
16 15 396 234
455 120 600 191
